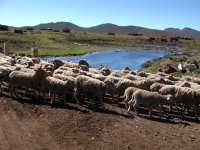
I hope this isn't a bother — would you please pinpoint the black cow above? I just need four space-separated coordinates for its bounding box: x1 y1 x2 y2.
14 30 23 34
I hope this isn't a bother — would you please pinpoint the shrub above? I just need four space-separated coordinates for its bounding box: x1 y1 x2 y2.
107 32 115 36
141 61 152 68
27 27 34 30
63 28 70 33
0 24 8 31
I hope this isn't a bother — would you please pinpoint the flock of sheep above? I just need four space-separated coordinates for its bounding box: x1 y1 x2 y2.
1 55 200 119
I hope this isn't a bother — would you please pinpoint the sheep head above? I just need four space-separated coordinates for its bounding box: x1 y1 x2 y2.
52 59 65 70
35 67 48 79
159 85 176 95
104 79 116 92
166 94 175 104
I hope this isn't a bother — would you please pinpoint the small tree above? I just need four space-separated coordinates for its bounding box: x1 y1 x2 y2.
27 27 34 30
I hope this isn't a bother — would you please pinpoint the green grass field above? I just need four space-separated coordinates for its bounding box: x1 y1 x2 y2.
0 29 200 56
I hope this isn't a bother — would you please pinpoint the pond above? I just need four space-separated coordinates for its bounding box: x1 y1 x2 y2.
46 50 170 70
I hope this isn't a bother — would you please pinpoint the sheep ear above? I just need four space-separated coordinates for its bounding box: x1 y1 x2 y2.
167 95 170 100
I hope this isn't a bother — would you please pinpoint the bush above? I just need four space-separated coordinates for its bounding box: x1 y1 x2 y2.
0 24 8 31
52 30 59 32
107 32 115 36
27 27 34 30
141 61 152 68
63 28 70 33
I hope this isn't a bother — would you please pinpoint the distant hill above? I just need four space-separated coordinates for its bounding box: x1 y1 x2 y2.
18 22 200 38
164 27 200 39
86 23 167 36
33 22 86 31
22 22 167 37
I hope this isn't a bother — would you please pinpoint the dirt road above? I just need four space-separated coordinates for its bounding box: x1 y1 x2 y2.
0 93 200 150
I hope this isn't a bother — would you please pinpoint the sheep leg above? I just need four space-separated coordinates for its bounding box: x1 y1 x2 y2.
111 92 114 100
0 82 2 93
48 90 51 97
133 100 139 116
21 88 29 99
182 104 187 117
127 99 134 113
124 95 129 109
186 104 190 114
148 105 153 118
74 88 80 104
158 104 163 118
33 87 37 97
40 88 47 101
51 92 56 105
14 85 20 98
194 105 198 119
10 83 14 97
97 94 105 110
169 104 173 112
116 93 120 101
63 94 67 105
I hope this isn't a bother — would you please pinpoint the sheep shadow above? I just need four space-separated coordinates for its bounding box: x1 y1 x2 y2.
6 93 90 114
103 97 126 109
162 108 200 123
76 98 132 118
127 106 182 124
1 91 200 123
140 115 183 125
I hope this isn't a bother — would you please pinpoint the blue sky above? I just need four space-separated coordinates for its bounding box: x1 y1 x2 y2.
0 0 199 30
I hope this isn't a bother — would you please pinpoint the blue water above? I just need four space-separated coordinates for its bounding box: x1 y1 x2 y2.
46 50 170 70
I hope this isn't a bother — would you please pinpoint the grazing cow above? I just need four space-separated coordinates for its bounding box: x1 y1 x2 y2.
108 33 115 36
160 38 167 42
128 33 143 36
63 28 70 33
170 37 179 42
148 37 156 43
14 30 23 34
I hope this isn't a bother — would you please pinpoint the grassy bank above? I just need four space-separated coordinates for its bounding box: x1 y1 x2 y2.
0 29 200 56
140 54 200 77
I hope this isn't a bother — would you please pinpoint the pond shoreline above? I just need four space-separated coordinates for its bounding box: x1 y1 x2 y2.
45 49 172 70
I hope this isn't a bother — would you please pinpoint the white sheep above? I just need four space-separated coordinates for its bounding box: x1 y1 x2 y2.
53 69 78 77
9 67 46 98
121 87 140 108
150 83 166 92
63 61 79 68
182 76 200 84
74 75 115 110
128 89 174 118
89 68 100 74
41 76 75 104
159 85 200 118
0 66 18 92
84 72 107 81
